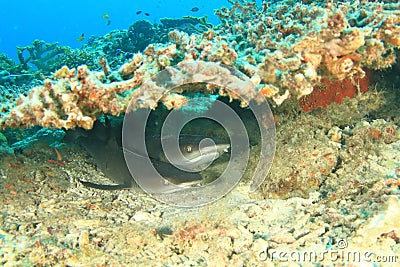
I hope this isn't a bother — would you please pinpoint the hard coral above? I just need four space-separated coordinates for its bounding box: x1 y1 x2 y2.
215 0 399 105
1 65 139 130
1 1 399 130
0 59 260 130
16 39 68 74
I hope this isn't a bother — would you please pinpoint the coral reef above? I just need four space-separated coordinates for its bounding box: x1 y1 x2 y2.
299 70 371 112
0 70 13 86
16 39 69 74
0 1 398 130
0 16 213 89
78 16 213 70
9 128 65 150
0 64 138 130
160 15 213 33
0 132 13 155
0 2 399 265
214 0 399 105
0 50 254 130
0 53 40 86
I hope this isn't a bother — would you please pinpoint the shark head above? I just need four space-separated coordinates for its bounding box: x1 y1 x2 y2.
160 137 230 173
177 142 230 172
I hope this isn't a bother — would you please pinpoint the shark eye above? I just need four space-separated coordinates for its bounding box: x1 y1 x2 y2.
186 145 192 153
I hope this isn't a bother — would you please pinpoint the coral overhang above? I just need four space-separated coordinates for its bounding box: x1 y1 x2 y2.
0 0 399 130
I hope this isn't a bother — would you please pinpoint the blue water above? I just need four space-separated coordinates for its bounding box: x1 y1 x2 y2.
0 0 262 61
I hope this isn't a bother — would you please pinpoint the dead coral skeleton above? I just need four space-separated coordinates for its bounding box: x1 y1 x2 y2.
1 0 399 129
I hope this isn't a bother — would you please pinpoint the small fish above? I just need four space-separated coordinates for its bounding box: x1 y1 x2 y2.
105 20 111 26
190 7 199 12
77 33 85 42
136 10 142 15
144 12 150 16
102 13 109 19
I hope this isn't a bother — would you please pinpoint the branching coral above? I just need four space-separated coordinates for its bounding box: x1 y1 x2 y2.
17 39 69 73
159 15 213 33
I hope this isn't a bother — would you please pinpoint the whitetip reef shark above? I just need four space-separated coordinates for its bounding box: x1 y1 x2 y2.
66 117 230 191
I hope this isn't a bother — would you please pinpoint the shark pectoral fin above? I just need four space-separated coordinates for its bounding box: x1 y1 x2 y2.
151 159 203 186
77 178 132 190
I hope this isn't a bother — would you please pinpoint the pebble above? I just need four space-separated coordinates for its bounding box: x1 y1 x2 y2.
79 230 90 247
270 231 296 244
252 237 269 250
132 210 159 222
232 226 253 253
73 219 101 228
33 169 46 182
126 232 146 247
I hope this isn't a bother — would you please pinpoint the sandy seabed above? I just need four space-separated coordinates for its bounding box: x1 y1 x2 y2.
0 88 400 266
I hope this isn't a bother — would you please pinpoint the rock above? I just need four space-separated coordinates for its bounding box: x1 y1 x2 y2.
270 231 296 244
131 211 159 222
79 230 90 247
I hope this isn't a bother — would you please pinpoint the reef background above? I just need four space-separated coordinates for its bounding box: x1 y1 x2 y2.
0 0 399 265
0 0 231 60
